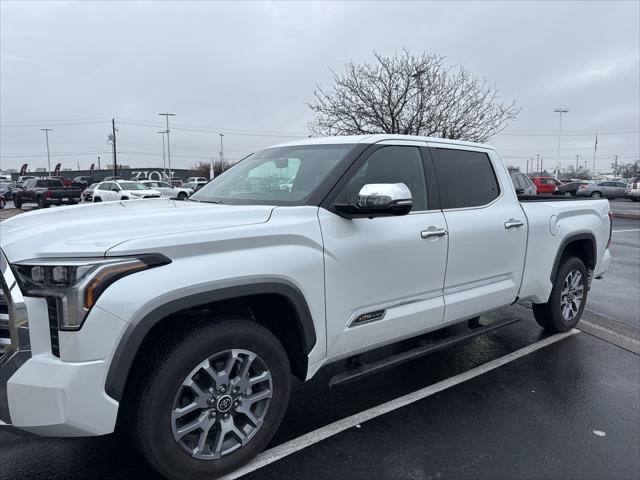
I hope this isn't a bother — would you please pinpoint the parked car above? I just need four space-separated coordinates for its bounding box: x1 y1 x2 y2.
0 135 612 480
169 176 183 187
624 176 639 201
92 180 162 202
183 180 207 192
140 180 192 200
187 176 208 183
554 181 589 196
82 183 100 202
13 178 82 208
510 172 536 195
576 180 627 199
73 176 96 189
530 176 561 194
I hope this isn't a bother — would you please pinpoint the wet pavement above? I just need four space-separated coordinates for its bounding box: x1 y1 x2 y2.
1 305 638 480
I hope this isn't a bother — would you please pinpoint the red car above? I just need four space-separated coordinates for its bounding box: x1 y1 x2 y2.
530 176 561 194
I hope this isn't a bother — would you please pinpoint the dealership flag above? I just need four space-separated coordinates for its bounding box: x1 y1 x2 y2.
19 163 28 176
90 163 95 176
53 163 61 176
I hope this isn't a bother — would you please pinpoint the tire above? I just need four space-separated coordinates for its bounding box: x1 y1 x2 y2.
590 191 602 198
93 197 102 202
563 191 572 196
532 256 588 333
631 197 639 202
37 196 49 209
121 196 129 201
177 192 188 200
130 316 291 480
0 197 5 210
14 198 22 209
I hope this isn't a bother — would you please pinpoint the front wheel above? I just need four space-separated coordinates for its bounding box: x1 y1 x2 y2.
130 317 291 480
177 192 188 200
93 197 102 202
37 196 49 208
0 197 5 209
590 191 602 198
533 256 588 333
563 191 572 196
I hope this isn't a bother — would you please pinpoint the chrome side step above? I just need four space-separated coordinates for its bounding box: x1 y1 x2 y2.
329 317 522 388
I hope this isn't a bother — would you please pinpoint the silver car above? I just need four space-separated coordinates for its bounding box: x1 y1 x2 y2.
510 172 537 195
576 180 627 199
140 180 193 200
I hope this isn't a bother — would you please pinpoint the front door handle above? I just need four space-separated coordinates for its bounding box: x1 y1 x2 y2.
421 227 448 239
504 219 525 229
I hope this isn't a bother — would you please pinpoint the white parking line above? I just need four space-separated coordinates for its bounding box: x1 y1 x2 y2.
0 420 9 426
225 328 580 479
612 229 640 233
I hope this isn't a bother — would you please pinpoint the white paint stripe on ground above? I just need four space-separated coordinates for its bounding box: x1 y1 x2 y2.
224 328 580 479
0 420 9 426
612 229 640 233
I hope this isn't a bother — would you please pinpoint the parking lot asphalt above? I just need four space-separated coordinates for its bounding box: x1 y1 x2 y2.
588 217 640 329
1 305 638 480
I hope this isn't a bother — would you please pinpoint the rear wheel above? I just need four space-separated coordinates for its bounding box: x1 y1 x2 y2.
590 191 602 198
177 192 188 200
563 191 572 196
93 197 102 202
37 196 49 208
533 256 587 333
0 197 5 209
130 317 291 480
14 198 22 209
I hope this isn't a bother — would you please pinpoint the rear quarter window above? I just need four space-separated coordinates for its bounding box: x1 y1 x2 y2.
432 148 500 209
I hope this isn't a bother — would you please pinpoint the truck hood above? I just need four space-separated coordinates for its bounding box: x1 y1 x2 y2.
0 199 274 262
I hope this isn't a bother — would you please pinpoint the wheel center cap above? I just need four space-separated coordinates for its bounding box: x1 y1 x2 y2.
217 394 233 412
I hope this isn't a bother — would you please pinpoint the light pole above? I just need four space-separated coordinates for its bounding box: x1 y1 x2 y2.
218 133 224 175
159 113 176 179
40 128 53 175
157 131 167 177
554 108 569 169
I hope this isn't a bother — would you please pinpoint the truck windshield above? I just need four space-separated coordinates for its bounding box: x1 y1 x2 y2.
190 144 354 205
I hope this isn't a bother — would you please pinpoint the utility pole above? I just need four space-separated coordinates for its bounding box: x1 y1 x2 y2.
218 133 224 174
614 155 618 177
157 131 167 177
97 156 101 170
210 157 214 180
526 158 530 174
536 153 541 174
575 154 580 171
110 118 118 176
554 108 569 169
593 132 598 177
584 160 588 173
40 128 53 176
158 113 176 179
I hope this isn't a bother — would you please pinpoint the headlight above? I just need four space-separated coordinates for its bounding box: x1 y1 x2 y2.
12 254 170 330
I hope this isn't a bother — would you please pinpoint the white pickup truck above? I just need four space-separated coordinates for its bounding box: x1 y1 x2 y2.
0 135 611 479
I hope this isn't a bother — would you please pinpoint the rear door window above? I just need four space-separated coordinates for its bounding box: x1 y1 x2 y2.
431 148 500 209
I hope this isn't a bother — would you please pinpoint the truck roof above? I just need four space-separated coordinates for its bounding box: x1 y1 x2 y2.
267 134 497 151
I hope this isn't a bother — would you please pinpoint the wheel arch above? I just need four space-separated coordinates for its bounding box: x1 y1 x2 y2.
105 280 316 402
550 233 597 283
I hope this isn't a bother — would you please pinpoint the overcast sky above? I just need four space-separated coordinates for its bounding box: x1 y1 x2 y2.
1 0 638 175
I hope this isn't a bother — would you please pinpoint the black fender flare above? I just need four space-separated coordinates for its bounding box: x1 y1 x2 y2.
104 280 317 401
549 232 597 282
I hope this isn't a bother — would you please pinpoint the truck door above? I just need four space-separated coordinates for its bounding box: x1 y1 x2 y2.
428 144 528 323
319 143 448 357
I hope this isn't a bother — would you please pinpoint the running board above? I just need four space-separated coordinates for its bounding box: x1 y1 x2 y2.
329 317 521 388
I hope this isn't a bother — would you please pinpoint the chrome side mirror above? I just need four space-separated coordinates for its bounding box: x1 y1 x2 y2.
335 183 412 216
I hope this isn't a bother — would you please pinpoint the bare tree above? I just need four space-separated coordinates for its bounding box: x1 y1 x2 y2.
308 50 521 142
191 160 230 178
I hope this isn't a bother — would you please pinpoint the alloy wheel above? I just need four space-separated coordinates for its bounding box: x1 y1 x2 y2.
560 269 584 322
171 349 273 460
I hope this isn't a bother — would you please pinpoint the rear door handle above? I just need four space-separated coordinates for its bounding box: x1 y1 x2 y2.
421 227 448 239
504 219 525 229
